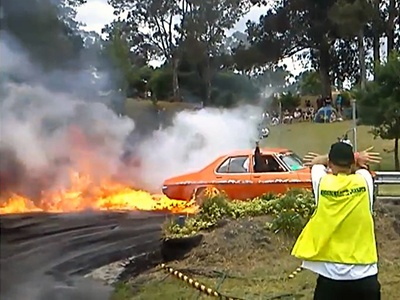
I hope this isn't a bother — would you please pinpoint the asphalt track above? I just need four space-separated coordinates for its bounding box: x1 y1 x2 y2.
0 211 173 300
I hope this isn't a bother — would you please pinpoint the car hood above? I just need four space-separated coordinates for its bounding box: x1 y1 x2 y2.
163 171 200 186
292 167 311 176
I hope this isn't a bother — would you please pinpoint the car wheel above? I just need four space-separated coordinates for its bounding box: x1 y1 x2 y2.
192 186 220 206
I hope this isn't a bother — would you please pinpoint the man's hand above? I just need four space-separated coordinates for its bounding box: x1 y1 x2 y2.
303 152 328 166
303 147 382 168
357 146 382 168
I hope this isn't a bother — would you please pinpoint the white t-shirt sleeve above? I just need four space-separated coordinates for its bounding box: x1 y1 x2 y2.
355 169 375 211
311 165 328 204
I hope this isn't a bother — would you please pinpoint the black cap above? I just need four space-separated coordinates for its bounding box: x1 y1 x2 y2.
328 142 355 167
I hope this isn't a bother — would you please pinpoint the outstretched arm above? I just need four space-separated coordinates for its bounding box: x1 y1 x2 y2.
303 153 328 166
303 147 382 167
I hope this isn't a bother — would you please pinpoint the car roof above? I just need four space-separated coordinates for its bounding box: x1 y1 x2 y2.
223 147 290 157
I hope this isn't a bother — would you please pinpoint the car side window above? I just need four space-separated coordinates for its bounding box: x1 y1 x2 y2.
216 156 249 174
253 154 285 173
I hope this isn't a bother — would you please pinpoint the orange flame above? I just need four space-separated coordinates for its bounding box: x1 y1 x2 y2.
0 171 198 215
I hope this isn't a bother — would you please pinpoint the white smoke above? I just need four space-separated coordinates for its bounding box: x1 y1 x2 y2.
136 106 261 190
0 32 135 198
0 31 263 199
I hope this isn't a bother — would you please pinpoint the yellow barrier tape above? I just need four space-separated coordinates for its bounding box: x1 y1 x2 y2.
288 266 303 279
160 264 244 300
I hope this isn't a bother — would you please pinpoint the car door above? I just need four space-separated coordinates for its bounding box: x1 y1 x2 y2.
249 154 298 197
213 155 252 200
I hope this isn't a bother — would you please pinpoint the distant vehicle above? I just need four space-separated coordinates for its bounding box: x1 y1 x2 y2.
162 148 312 201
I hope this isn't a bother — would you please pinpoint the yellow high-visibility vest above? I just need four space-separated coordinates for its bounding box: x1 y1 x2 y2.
291 173 378 264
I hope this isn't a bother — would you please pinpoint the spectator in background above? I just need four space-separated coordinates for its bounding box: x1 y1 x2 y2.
325 96 332 106
294 108 302 121
304 107 314 121
336 94 343 115
282 109 293 124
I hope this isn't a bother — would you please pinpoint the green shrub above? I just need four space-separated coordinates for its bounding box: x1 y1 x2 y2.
266 189 315 237
164 194 232 239
163 189 315 239
228 197 272 219
199 194 232 222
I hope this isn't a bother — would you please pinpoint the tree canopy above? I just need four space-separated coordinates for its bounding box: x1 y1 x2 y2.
0 0 86 69
358 51 400 170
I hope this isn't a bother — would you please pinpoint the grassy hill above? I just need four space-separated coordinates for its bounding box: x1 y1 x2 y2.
263 121 396 171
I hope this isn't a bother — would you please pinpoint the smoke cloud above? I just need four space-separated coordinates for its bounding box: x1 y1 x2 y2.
136 106 261 191
0 31 262 203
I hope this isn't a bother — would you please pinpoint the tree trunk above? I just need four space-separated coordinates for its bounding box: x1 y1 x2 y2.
395 137 399 171
318 40 331 98
372 34 380 66
205 56 212 106
387 0 396 54
172 54 180 102
372 0 380 68
358 28 367 90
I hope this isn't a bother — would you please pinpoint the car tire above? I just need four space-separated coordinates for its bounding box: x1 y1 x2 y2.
192 186 220 206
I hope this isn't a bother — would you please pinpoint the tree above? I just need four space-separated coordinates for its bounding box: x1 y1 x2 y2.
103 23 135 95
179 0 250 104
244 0 381 97
328 0 376 90
274 92 301 111
211 71 259 107
295 70 323 96
108 0 182 100
102 19 155 98
358 51 400 170
0 0 85 69
245 0 339 98
253 65 293 94
385 0 398 53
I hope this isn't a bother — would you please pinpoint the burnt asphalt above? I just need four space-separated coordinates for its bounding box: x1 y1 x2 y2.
0 211 168 300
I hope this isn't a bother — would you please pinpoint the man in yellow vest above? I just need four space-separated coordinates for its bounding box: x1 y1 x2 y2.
292 142 382 300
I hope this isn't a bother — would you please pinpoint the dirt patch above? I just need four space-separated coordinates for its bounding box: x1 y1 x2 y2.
126 210 400 300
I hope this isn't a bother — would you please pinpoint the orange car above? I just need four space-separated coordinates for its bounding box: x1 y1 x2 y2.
162 148 312 201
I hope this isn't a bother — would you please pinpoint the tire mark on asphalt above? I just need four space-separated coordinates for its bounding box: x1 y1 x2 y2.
0 211 168 300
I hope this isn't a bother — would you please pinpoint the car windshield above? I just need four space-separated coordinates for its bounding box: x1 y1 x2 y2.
279 152 305 171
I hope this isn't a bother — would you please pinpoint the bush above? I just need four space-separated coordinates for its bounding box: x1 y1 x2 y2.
266 189 315 237
164 189 315 239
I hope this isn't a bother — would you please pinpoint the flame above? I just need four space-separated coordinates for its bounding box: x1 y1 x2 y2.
0 171 198 215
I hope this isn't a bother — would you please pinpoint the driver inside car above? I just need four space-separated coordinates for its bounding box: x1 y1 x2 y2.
254 142 269 172
254 142 284 172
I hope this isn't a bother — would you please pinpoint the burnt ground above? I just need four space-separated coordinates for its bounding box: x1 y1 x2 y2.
0 211 184 300
124 203 400 300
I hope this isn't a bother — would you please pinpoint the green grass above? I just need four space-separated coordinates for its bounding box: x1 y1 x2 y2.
264 120 397 171
263 121 400 196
